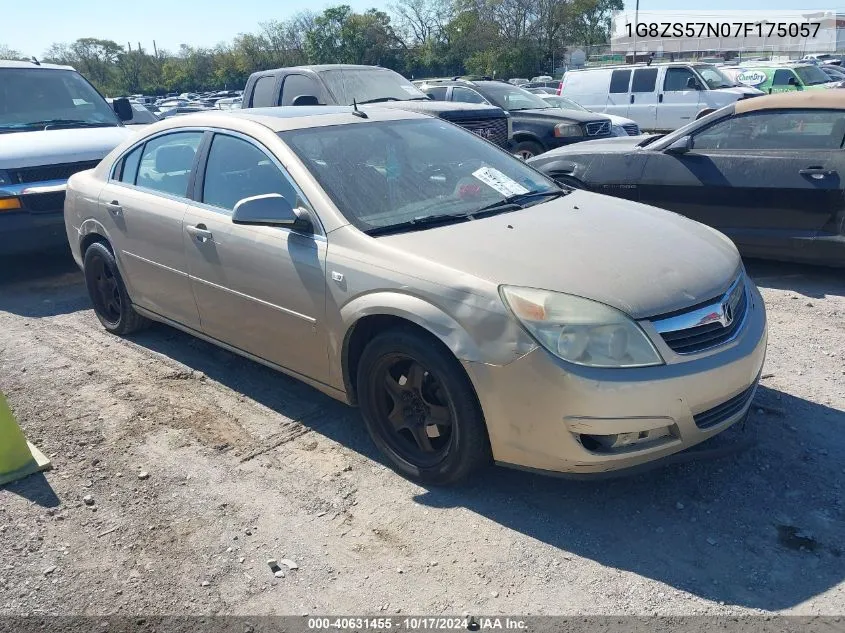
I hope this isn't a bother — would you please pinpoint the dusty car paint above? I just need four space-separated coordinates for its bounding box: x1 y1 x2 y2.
64 107 767 478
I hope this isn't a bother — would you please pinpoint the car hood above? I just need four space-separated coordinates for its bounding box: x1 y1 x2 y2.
718 85 765 96
0 126 134 169
378 191 740 319
528 134 657 160
373 100 507 121
510 107 604 123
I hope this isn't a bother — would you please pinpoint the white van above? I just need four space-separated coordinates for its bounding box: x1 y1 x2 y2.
560 63 764 131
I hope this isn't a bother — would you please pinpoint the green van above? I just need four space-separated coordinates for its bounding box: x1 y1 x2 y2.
729 64 833 94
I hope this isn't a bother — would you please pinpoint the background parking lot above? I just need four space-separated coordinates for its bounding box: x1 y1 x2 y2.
1 251 843 615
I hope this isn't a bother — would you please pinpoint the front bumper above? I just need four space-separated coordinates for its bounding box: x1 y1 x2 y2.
463 282 768 475
0 181 69 255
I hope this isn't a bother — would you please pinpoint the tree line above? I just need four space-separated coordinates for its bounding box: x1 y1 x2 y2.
1 0 622 96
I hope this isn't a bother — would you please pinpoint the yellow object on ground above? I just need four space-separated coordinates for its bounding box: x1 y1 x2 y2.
0 392 51 486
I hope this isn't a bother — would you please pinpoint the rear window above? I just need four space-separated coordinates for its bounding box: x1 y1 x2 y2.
631 68 658 92
609 70 631 93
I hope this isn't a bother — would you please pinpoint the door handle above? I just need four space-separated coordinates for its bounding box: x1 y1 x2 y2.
105 200 122 216
186 224 213 242
630 94 635 104
799 167 836 180
658 93 663 103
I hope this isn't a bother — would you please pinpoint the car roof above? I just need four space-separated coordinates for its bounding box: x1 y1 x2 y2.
142 105 428 134
0 59 75 71
735 91 845 114
258 64 391 74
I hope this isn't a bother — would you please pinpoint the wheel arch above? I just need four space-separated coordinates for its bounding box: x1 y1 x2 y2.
338 292 522 405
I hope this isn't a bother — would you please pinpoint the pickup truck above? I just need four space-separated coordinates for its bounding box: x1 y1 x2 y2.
0 60 135 255
242 64 512 149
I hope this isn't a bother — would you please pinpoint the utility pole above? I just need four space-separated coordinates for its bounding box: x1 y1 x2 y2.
633 0 639 64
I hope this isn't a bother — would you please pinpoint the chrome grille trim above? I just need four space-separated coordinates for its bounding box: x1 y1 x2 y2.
585 120 611 136
651 275 749 355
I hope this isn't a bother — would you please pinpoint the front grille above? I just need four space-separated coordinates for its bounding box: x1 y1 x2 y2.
585 120 611 136
21 191 66 213
455 118 509 148
8 160 100 184
694 382 757 430
622 123 640 135
661 290 747 354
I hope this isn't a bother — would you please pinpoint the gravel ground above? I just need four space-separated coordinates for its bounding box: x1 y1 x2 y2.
0 251 843 616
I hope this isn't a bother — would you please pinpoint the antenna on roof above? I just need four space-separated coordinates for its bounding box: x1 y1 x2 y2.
351 98 368 119
30 56 41 66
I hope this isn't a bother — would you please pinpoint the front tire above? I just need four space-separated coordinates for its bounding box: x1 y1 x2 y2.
513 140 544 160
356 328 492 485
83 241 150 335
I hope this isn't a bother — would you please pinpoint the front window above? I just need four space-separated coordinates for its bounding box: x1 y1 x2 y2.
319 68 429 105
692 64 736 89
280 118 559 234
795 65 831 86
473 83 552 111
0 68 120 133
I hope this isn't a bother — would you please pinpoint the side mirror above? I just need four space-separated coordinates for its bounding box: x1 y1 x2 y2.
291 95 320 106
112 97 133 122
665 135 693 154
231 194 313 232
685 77 701 90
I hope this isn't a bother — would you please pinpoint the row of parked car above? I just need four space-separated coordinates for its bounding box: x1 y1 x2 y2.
2 55 842 485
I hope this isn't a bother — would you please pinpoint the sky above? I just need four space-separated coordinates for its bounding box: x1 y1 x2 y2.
2 0 840 59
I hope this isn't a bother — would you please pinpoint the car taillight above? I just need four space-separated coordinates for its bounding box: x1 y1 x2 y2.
556 82 563 95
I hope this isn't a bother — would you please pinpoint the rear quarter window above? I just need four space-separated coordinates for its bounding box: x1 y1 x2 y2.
251 75 279 107
609 70 631 93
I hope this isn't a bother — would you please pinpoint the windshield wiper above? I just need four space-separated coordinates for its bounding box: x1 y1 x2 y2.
365 213 472 236
472 189 568 218
356 97 401 104
27 119 117 130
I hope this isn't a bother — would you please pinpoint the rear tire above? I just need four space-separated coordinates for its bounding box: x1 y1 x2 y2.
513 140 544 160
83 241 150 335
357 327 492 485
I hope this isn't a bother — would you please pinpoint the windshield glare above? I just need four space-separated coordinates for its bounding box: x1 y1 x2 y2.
796 65 832 86
320 69 429 104
0 68 119 130
546 96 588 112
693 65 736 89
477 82 552 110
280 119 558 232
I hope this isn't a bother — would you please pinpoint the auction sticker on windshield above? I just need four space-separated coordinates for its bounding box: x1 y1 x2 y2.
472 166 530 196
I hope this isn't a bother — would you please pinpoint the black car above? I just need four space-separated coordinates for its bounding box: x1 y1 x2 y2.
528 93 845 267
419 79 613 158
242 65 511 149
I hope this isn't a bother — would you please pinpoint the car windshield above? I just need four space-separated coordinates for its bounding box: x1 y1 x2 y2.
319 68 430 105
795 65 832 86
280 118 559 234
476 82 552 110
692 64 737 89
545 96 588 112
0 68 120 132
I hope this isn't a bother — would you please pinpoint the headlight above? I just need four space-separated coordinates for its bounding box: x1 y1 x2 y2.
553 122 583 138
500 286 664 368
611 124 627 137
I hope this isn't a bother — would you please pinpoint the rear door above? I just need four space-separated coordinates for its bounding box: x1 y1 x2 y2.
627 67 659 131
639 109 845 256
98 130 204 328
658 66 702 130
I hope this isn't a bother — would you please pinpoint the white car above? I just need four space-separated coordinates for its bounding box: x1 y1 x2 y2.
539 94 642 136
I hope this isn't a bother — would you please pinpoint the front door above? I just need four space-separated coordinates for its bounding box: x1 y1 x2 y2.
183 132 329 383
657 67 702 130
99 130 204 329
639 109 845 256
